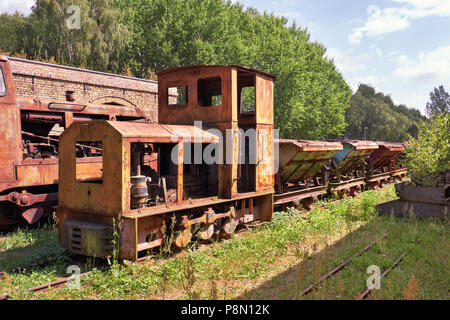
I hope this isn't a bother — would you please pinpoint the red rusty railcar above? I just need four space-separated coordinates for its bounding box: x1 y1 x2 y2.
0 56 152 228
328 140 379 198
366 141 408 189
274 139 343 209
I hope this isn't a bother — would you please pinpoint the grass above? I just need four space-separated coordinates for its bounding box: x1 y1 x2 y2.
0 185 448 300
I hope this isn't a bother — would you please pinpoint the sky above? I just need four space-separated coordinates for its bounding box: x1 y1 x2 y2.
1 0 450 115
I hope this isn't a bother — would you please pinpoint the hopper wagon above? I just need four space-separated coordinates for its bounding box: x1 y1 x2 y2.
274 139 343 210
366 142 407 189
328 140 379 198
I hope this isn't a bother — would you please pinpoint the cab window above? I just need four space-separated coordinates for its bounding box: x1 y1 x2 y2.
0 66 6 97
168 85 188 106
198 77 222 107
240 86 255 113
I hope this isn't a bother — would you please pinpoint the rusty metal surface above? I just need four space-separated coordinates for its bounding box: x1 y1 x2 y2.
0 57 153 226
273 185 326 204
58 64 277 260
332 140 378 174
105 121 219 143
157 64 277 81
278 139 342 184
369 141 405 171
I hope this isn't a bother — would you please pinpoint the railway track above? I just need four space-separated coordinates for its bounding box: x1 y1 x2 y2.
294 232 391 299
357 238 421 300
0 184 401 299
294 234 421 300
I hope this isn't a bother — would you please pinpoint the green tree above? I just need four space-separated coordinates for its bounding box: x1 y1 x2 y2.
2 0 352 139
426 85 450 117
403 113 450 186
116 0 351 139
345 84 426 141
0 0 130 73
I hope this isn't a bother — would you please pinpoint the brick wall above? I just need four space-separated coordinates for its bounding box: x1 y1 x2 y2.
8 57 167 122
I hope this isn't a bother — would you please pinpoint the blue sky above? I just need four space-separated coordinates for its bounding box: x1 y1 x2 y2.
233 0 450 115
2 0 450 114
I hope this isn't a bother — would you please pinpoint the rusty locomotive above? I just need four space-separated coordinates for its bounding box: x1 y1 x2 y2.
55 65 407 260
0 56 156 229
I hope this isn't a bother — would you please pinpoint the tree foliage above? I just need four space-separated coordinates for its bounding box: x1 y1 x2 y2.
1 0 352 139
425 85 450 117
345 84 426 142
402 113 450 187
0 0 129 73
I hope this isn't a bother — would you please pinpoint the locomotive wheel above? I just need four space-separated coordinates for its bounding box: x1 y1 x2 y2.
198 223 214 240
174 227 192 248
222 217 238 235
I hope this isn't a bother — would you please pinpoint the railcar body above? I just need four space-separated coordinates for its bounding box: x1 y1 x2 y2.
328 140 379 198
366 142 407 188
57 65 277 260
0 56 151 228
274 140 343 209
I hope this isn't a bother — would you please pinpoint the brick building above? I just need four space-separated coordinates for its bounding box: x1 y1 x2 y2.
8 57 163 122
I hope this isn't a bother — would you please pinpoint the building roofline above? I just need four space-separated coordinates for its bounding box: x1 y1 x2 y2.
7 56 158 84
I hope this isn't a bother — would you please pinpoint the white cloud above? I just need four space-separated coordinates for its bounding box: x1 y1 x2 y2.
348 0 450 44
326 47 371 74
357 75 382 87
0 0 34 15
394 45 450 82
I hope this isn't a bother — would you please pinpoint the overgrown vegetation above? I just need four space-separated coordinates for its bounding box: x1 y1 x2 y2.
402 113 450 186
1 186 447 300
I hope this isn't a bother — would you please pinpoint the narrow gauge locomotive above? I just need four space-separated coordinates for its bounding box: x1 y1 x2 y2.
0 56 155 229
57 66 276 260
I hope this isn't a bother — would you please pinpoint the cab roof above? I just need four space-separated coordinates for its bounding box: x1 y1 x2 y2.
156 65 277 81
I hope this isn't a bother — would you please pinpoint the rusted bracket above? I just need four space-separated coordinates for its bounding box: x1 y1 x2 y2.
0 191 57 207
181 207 236 228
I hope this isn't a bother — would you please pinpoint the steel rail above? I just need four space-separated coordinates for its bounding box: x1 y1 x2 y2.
27 272 91 293
358 237 421 300
295 232 391 299
21 182 398 297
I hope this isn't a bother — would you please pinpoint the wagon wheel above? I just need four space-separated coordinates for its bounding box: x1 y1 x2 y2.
337 190 346 199
301 198 314 211
349 187 359 197
198 223 214 240
174 227 192 248
370 182 379 190
221 216 238 235
292 199 301 210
